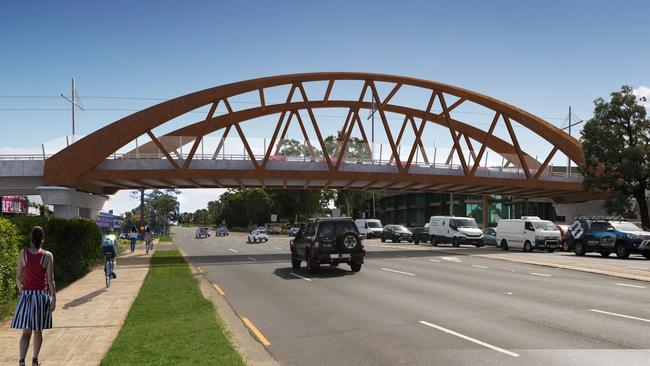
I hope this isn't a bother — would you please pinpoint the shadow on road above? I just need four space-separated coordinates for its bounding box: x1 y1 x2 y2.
63 288 107 309
273 266 355 279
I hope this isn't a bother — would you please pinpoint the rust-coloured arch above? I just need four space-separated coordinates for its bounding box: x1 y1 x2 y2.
44 72 585 199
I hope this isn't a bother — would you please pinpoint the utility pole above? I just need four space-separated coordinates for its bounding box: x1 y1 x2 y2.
567 106 571 176
60 78 84 137
140 189 145 234
368 95 378 218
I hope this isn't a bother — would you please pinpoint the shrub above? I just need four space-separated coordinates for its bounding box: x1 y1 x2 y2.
0 218 21 305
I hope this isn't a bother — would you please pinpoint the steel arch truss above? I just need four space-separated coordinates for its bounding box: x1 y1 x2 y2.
44 73 586 201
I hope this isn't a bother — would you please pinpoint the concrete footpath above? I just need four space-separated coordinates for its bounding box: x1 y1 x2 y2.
0 245 152 366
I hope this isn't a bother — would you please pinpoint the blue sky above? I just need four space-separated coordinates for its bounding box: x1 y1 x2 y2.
2 0 649 213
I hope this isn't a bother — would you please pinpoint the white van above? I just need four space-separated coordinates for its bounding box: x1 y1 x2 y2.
496 217 561 252
355 219 383 239
427 216 484 247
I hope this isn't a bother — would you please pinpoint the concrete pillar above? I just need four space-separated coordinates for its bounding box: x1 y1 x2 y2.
38 186 108 220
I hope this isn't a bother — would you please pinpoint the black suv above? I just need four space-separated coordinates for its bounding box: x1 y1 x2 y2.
568 217 650 259
290 218 365 273
380 225 413 243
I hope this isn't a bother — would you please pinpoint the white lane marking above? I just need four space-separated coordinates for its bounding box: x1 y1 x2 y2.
274 247 282 250
429 259 441 263
510 269 516 272
247 256 257 262
590 309 650 323
472 265 488 269
381 268 415 276
616 283 646 289
418 321 519 358
441 256 462 263
626 266 649 270
228 248 239 253
506 292 513 295
530 272 552 277
397 255 406 258
290 272 312 281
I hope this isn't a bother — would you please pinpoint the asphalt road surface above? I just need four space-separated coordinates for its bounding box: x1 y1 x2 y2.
174 227 650 366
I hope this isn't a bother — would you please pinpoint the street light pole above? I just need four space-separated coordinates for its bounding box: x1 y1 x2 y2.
368 96 377 218
60 78 84 138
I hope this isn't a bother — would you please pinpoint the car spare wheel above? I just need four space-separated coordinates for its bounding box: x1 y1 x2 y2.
337 232 362 252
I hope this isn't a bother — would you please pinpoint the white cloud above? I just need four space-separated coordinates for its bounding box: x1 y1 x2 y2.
633 85 650 107
103 188 226 216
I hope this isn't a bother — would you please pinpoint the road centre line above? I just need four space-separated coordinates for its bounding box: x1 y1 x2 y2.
290 272 312 281
472 265 488 269
616 283 646 289
418 321 519 358
228 248 239 253
212 283 225 296
241 317 271 347
530 272 552 277
590 309 650 323
247 256 257 261
381 268 415 276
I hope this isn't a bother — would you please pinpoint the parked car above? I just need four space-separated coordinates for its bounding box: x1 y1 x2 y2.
195 227 210 239
496 217 560 252
288 227 300 237
428 216 483 247
483 227 497 246
567 218 650 259
248 229 269 242
290 217 365 273
380 225 413 243
412 223 431 245
557 224 569 251
355 219 383 239
215 227 229 236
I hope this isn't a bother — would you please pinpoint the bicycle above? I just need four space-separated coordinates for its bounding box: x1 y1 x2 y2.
104 255 114 288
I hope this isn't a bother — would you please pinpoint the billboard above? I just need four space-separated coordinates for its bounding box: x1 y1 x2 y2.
1 196 28 214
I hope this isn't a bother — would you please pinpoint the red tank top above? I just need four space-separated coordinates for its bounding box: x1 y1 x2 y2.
23 249 48 291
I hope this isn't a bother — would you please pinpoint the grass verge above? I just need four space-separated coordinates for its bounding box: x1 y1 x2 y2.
101 250 244 366
158 234 173 242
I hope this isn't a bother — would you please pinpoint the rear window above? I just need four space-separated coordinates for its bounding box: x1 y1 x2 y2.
336 220 359 235
590 222 611 231
317 221 335 237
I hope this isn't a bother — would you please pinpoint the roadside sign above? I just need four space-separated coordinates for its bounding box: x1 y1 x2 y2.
271 214 277 222
332 208 341 217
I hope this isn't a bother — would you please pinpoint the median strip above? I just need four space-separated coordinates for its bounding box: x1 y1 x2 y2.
381 268 415 276
418 320 519 358
590 309 650 323
241 317 271 347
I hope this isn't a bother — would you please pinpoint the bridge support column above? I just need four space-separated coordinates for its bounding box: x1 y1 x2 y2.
38 186 108 220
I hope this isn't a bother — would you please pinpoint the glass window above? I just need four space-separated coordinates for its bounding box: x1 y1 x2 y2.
453 218 478 228
590 222 611 231
611 221 642 231
367 220 382 228
336 221 359 235
393 225 408 232
304 223 316 237
318 221 335 237
532 221 557 230
525 222 534 231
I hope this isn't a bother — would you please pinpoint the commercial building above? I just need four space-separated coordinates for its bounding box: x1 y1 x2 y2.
96 210 123 232
363 191 565 228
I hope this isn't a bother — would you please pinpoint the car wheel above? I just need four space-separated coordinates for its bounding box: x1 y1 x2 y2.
395 237 401 243
574 241 586 256
452 237 460 247
523 241 532 252
431 236 437 246
562 241 570 252
381 237 386 243
600 251 611 257
291 252 301 269
643 253 650 259
414 239 419 245
547 248 555 253
500 239 509 251
337 232 362 252
615 244 631 259
350 262 362 272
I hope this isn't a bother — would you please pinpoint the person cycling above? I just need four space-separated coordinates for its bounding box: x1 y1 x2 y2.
101 235 117 279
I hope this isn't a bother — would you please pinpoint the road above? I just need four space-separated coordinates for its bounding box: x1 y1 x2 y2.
174 227 650 366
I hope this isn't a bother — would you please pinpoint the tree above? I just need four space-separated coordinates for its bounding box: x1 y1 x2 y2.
127 189 180 234
218 189 273 227
580 85 650 228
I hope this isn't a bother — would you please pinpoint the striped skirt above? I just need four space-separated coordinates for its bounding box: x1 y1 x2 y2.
10 290 53 331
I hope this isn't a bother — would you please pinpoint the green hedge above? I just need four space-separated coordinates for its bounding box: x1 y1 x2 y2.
4 215 103 291
0 218 21 306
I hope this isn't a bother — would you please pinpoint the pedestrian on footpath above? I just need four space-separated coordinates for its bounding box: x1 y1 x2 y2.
11 226 56 366
129 226 137 253
143 227 153 254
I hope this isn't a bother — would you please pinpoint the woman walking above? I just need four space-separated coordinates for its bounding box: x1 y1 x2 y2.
129 226 137 253
11 226 56 366
143 227 154 254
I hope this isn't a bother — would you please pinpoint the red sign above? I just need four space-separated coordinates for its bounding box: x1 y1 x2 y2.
1 196 28 214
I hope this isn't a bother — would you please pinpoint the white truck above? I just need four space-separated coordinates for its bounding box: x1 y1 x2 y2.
428 216 484 247
496 216 561 252
355 219 383 239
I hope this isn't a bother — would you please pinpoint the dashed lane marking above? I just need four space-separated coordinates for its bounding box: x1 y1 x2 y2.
247 256 257 262
241 317 271 347
472 265 488 269
530 272 552 277
212 283 225 296
289 272 312 281
196 267 204 273
228 248 239 253
441 257 462 263
429 259 441 262
590 309 650 323
616 283 646 289
419 321 519 358
381 268 415 276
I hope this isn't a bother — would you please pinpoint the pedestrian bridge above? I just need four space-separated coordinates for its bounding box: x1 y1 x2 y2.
2 73 592 216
